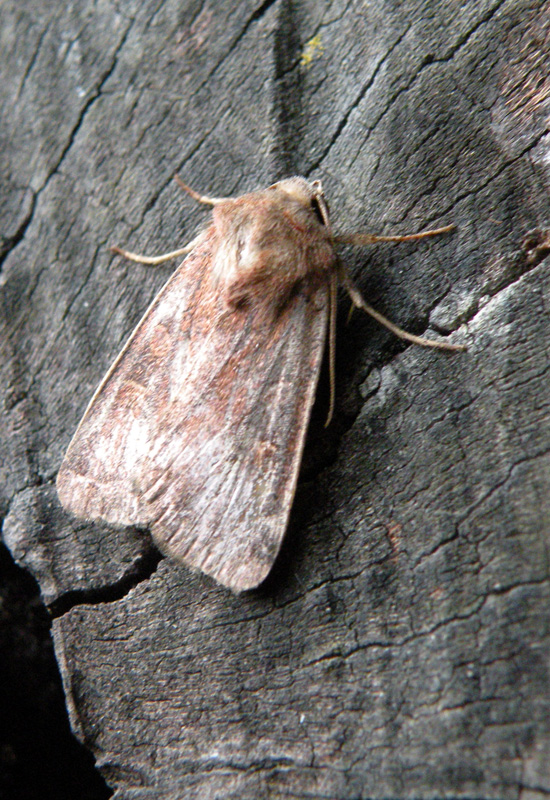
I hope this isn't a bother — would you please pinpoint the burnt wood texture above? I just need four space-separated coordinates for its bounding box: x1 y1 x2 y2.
1 0 549 798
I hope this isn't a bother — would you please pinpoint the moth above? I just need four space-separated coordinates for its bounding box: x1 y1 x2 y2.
57 177 463 592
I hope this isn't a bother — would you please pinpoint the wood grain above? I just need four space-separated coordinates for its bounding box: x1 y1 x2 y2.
1 0 549 797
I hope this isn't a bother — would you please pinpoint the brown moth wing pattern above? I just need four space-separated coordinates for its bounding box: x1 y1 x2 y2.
57 217 330 591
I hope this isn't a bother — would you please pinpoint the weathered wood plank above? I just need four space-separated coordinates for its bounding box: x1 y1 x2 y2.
2 0 549 797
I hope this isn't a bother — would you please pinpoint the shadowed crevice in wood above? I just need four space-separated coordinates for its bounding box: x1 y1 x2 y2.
48 545 162 619
0 190 36 268
271 0 303 178
0 542 112 800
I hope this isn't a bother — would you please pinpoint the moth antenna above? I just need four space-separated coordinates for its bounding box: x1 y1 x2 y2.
111 233 204 265
174 175 229 206
324 272 338 427
334 224 455 246
339 267 466 353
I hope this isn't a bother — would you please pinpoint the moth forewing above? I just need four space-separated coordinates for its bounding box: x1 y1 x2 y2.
56 234 212 529
57 179 334 591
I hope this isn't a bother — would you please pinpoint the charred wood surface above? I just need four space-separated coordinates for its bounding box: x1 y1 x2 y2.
1 0 549 797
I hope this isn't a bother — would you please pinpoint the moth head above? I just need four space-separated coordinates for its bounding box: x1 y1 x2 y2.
269 177 331 228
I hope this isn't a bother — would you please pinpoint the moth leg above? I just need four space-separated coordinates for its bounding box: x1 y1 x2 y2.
339 266 466 353
174 175 229 206
111 233 204 265
334 224 455 246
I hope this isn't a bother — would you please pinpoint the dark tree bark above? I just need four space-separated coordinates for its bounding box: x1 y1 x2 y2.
2 0 550 798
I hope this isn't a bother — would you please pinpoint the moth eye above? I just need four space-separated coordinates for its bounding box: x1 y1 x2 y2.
310 196 326 225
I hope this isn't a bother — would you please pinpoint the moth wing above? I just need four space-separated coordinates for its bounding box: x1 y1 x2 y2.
57 231 329 591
